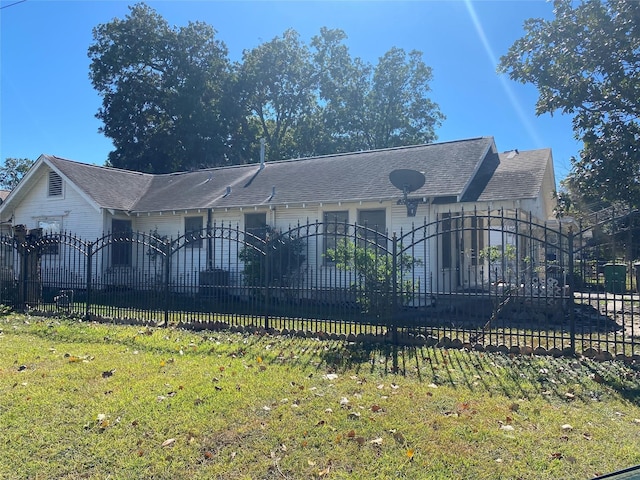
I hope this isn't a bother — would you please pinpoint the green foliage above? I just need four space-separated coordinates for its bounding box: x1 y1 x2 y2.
89 5 443 172
88 3 238 173
498 0 640 209
239 226 306 288
326 239 419 316
0 157 34 190
479 244 517 281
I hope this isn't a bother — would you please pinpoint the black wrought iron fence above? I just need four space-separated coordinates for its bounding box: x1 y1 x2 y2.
0 209 638 358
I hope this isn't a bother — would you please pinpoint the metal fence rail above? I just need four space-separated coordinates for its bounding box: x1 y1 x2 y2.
0 209 638 358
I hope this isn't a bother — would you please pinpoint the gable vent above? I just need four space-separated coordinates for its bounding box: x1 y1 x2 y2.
48 171 62 196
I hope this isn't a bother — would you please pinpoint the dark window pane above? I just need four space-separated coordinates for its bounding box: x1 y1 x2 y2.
185 216 203 248
323 211 348 264
245 213 267 245
112 219 132 267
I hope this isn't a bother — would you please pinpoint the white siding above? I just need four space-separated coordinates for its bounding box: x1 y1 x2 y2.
12 169 102 238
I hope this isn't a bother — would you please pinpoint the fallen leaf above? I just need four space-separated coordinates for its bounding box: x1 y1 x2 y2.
500 425 515 431
347 430 356 438
355 436 365 446
509 402 519 412
393 431 406 444
161 438 176 447
324 373 338 380
561 424 573 431
371 405 382 412
370 437 383 445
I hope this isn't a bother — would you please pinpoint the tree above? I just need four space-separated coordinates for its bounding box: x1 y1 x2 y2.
89 5 444 170
238 29 318 161
498 0 640 209
312 29 445 153
0 157 34 190
88 3 239 173
239 27 444 160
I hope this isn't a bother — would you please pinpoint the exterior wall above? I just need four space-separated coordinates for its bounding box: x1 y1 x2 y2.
3 163 557 298
11 169 102 238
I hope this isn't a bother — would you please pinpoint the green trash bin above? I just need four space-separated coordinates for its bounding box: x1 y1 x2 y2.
603 263 626 293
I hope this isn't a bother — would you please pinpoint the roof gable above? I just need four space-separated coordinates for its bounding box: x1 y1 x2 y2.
46 155 154 211
462 148 552 203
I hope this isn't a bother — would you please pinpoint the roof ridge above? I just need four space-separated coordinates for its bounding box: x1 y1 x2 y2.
160 136 494 176
47 155 153 177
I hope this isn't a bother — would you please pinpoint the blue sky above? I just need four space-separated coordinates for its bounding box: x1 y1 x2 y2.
1 0 581 185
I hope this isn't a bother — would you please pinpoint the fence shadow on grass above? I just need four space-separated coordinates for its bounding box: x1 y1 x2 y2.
317 341 640 405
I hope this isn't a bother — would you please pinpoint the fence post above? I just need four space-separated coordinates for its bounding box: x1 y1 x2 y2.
163 240 171 327
264 245 270 331
391 233 398 345
85 242 93 320
568 229 576 355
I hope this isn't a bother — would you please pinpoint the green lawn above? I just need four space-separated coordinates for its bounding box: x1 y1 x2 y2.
1 313 639 479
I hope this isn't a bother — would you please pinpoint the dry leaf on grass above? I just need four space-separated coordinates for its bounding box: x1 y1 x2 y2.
161 438 176 447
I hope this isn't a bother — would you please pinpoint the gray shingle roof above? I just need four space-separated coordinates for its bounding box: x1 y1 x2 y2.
40 137 551 213
46 155 153 210
462 148 551 202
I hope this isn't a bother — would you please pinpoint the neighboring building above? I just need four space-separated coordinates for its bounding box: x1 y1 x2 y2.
0 137 557 294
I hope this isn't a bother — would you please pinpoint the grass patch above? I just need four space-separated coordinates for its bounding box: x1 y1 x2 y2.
1 313 640 479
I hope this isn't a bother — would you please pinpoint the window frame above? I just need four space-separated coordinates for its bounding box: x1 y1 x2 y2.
111 219 132 267
184 216 204 248
323 210 349 265
356 208 387 249
244 212 268 246
37 217 62 255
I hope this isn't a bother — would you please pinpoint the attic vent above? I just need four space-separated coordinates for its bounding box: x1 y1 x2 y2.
48 171 62 197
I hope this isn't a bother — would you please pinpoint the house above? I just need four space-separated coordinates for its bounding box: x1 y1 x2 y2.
0 136 557 297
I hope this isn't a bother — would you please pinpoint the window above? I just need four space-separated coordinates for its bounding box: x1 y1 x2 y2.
111 219 132 267
184 216 203 248
357 209 386 248
323 211 348 263
466 217 485 266
48 171 63 197
244 213 267 245
38 218 61 255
